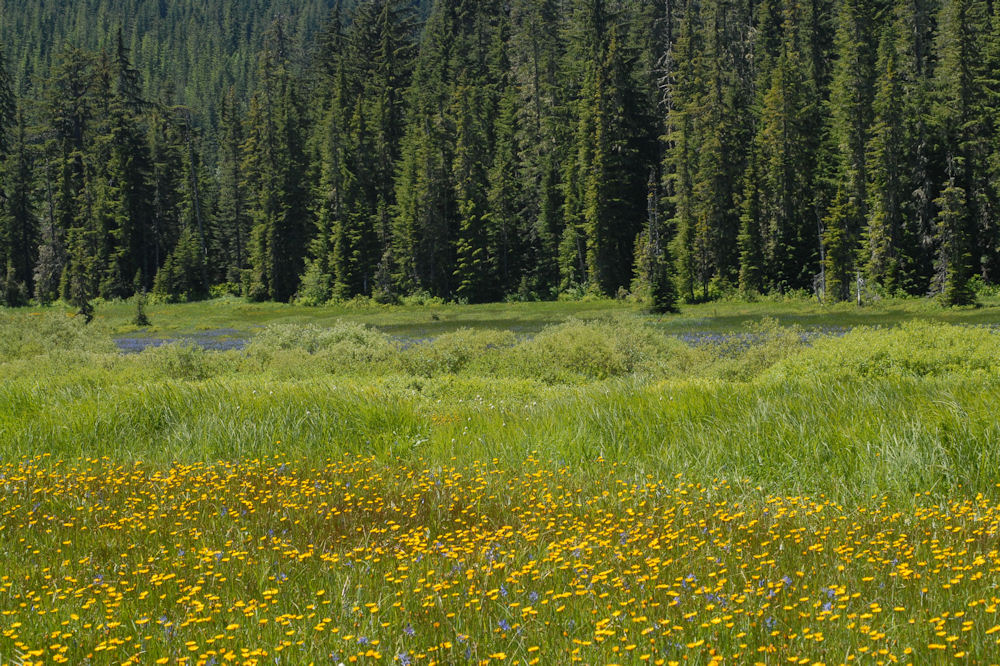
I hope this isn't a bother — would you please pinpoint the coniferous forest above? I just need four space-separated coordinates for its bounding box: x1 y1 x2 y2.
1 0 999 309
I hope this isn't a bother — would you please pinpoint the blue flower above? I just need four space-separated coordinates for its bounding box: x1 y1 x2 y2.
498 619 510 632
404 624 415 637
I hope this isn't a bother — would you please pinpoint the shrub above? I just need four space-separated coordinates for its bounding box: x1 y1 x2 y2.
247 322 399 372
709 318 807 381
0 310 116 362
402 328 518 376
502 317 705 383
766 322 1000 381
141 342 217 381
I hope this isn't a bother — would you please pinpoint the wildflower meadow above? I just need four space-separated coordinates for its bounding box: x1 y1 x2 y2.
2 299 1000 664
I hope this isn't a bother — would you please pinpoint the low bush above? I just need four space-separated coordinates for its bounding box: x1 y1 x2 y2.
766 321 1000 381
0 310 116 362
402 328 517 376
500 317 707 383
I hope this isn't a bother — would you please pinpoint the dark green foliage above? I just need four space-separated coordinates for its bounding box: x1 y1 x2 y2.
934 0 991 298
934 180 976 305
823 0 877 301
216 89 251 286
752 21 822 294
153 226 206 302
244 21 311 302
0 0 998 308
1 110 36 306
133 289 151 326
636 174 678 313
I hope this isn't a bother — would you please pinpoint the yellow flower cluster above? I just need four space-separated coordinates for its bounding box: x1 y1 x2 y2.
1 455 999 665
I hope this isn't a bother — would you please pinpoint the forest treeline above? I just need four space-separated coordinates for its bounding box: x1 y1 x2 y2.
1 0 999 310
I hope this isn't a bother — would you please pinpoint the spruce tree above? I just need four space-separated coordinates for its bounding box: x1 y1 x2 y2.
751 2 822 293
393 0 459 297
245 20 311 302
566 0 650 296
451 82 493 303
84 32 157 298
393 0 499 299
823 0 877 300
636 173 677 312
934 177 976 305
0 43 13 160
217 88 251 285
509 0 567 295
2 110 37 305
982 2 1000 277
667 0 701 302
935 0 990 294
865 18 907 293
486 86 524 297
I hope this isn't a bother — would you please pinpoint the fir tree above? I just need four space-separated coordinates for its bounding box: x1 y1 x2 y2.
245 20 311 302
509 0 566 295
934 176 976 305
451 84 493 303
935 0 991 291
823 0 877 300
864 18 907 293
217 88 250 285
636 172 677 312
752 2 822 293
486 86 523 297
666 0 701 302
0 43 14 160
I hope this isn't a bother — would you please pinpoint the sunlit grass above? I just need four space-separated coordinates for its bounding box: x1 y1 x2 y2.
2 303 1000 663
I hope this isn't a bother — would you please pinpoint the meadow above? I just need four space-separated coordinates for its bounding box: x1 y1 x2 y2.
2 296 1000 665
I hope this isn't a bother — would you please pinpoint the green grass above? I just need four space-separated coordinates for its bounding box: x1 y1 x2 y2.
12 292 1000 340
2 300 1000 664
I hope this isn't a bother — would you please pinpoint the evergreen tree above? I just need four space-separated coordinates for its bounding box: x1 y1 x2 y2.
823 0 877 300
452 83 493 302
636 173 677 312
393 0 499 298
1 0 1000 308
486 86 524 297
149 100 186 280
245 20 311 302
934 0 990 295
217 88 250 285
865 17 907 292
981 1 1000 277
566 0 651 296
0 43 14 160
2 110 37 305
667 0 701 302
509 0 567 295
750 2 823 293
71 33 158 299
152 225 205 301
934 176 976 304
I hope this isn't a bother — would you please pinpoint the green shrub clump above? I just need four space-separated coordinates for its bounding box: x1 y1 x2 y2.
766 321 1000 381
0 311 116 362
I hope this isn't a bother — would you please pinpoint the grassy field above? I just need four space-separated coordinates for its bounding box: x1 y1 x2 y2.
30 292 1000 338
2 297 1000 664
